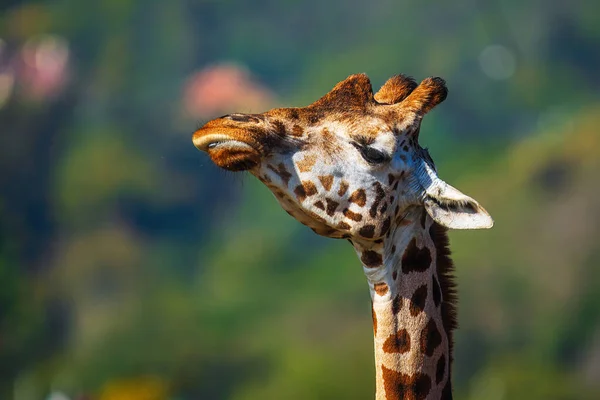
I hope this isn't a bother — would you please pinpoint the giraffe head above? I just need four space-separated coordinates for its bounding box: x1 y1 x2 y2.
193 74 493 241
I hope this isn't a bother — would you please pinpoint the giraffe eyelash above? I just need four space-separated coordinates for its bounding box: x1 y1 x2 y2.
351 142 390 164
352 135 376 147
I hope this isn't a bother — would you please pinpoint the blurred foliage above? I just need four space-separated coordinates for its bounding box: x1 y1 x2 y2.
1 0 599 399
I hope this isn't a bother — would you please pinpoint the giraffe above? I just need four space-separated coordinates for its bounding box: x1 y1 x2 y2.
192 73 493 400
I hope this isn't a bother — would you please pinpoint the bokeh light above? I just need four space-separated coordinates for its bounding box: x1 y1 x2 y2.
479 44 517 80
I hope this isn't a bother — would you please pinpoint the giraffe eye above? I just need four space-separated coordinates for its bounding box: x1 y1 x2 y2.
360 147 388 164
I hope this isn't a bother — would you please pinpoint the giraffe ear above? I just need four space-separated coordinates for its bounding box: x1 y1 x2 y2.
374 74 418 104
310 74 374 110
416 159 493 229
423 182 494 229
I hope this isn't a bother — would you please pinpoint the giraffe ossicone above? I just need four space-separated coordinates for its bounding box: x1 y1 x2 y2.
193 73 493 399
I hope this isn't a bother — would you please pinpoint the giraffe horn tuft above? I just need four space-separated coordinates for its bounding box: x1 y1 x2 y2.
396 77 448 116
374 74 418 104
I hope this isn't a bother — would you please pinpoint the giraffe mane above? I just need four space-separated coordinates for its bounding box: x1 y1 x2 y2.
429 222 457 367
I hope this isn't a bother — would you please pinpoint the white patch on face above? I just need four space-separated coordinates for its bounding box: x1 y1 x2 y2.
369 131 397 155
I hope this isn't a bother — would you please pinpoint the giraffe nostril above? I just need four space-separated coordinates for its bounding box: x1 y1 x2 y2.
227 113 260 123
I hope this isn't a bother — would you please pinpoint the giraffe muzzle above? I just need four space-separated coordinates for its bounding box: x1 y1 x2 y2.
193 131 261 171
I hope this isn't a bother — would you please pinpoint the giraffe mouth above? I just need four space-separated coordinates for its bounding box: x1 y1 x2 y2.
193 133 248 151
193 133 261 171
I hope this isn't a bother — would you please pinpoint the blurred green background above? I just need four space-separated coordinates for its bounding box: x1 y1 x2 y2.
1 1 600 399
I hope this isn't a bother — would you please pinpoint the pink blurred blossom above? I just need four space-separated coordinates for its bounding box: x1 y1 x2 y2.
183 63 274 119
19 34 70 101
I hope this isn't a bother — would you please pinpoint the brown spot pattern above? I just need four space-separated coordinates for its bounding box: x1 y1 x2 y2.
392 294 402 315
338 180 349 196
359 224 375 238
436 355 446 384
337 221 351 230
343 208 363 222
380 216 391 236
383 329 411 353
292 124 304 136
325 198 339 216
270 120 286 137
382 366 432 400
294 181 317 202
392 270 398 280
349 189 367 207
370 182 386 218
361 250 382 268
303 181 318 196
297 154 316 172
388 173 395 185
401 239 432 274
318 175 334 191
261 174 272 183
287 108 300 120
267 163 292 186
294 185 307 202
409 284 428 316
374 282 389 296
314 201 325 211
420 319 442 357
441 381 452 399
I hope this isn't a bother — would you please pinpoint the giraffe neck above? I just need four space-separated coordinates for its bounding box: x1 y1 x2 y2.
353 207 454 400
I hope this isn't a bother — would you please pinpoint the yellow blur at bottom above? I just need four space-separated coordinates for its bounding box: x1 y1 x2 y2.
98 377 168 400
